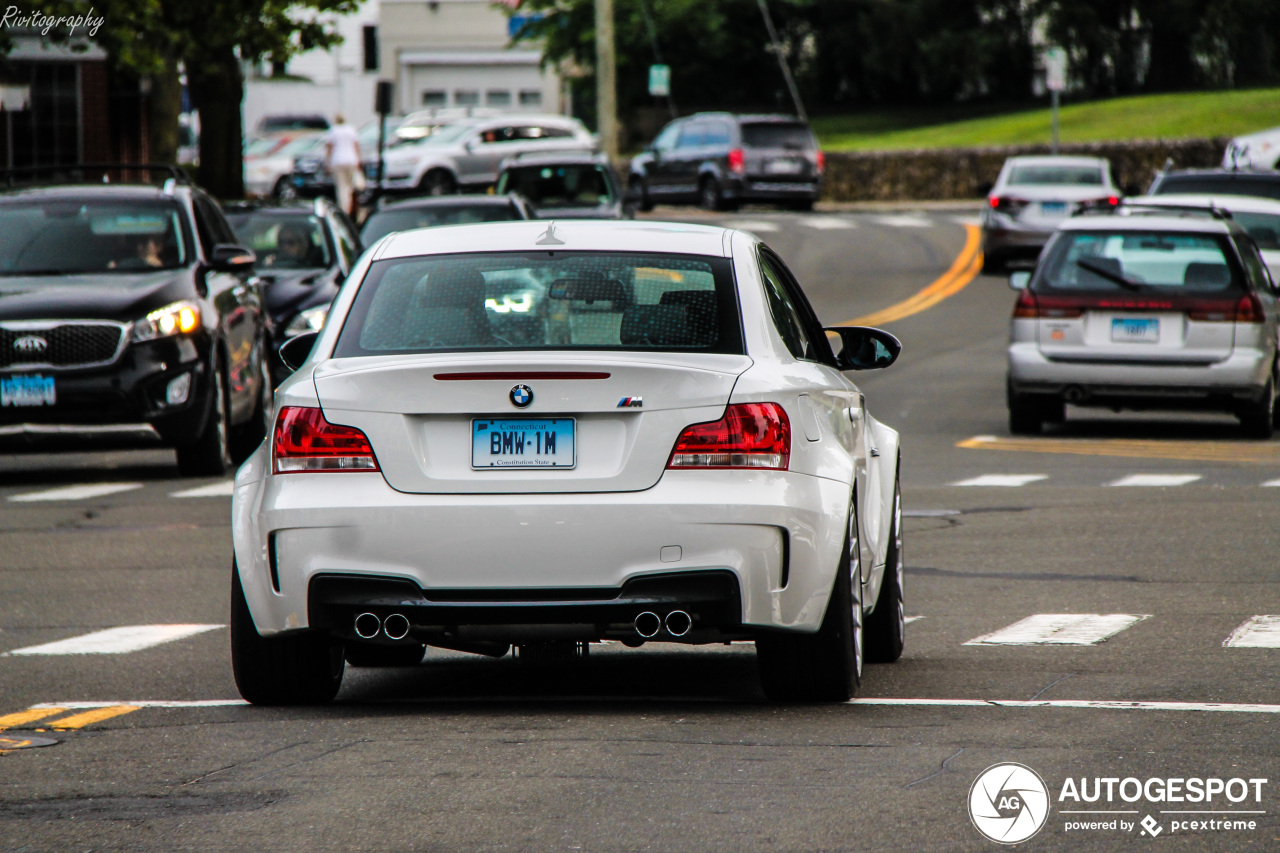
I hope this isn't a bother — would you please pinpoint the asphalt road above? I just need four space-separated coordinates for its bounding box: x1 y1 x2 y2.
1 205 1278 852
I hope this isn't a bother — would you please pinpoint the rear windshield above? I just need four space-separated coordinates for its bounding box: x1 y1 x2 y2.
1033 231 1241 292
1008 164 1104 186
740 123 814 150
361 204 520 244
0 200 189 275
496 164 616 208
334 252 742 356
226 211 332 270
1153 174 1280 201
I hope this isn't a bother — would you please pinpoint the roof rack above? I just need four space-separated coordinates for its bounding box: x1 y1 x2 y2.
0 163 192 189
1073 201 1234 221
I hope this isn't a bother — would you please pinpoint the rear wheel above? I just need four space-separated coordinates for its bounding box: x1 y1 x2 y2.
699 177 725 212
273 177 297 200
865 479 905 663
631 178 654 213
788 198 815 212
344 643 426 667
1008 385 1063 435
757 496 863 702
230 562 344 705
981 249 1004 275
176 363 232 477
1240 377 1276 439
419 169 456 196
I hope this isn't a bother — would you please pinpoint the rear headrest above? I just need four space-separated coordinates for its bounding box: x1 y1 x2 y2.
1183 262 1232 289
422 267 487 308
620 304 691 346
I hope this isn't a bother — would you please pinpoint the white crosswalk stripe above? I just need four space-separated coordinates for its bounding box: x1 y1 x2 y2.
1262 479 1280 487
965 614 1150 646
721 219 780 233
170 481 235 498
950 474 1047 487
1224 616 1280 648
8 483 142 502
4 624 225 656
1108 474 1201 487
802 216 857 230
874 215 930 228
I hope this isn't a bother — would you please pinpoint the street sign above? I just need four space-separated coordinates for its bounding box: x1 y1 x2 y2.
1045 48 1067 93
648 64 670 98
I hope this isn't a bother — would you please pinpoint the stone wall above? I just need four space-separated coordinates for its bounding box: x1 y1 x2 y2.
822 138 1230 202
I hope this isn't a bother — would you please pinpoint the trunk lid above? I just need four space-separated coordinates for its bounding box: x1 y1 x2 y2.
312 351 751 493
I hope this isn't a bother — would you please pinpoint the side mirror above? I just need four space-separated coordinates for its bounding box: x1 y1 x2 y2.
209 243 256 273
278 331 320 373
824 325 901 371
1009 271 1031 291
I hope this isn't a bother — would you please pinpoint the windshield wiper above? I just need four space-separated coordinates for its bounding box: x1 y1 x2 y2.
1075 259 1144 292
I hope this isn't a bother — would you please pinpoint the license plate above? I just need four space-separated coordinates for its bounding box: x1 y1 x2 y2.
1040 201 1067 215
764 159 802 175
0 373 55 407
1111 317 1159 343
472 418 575 469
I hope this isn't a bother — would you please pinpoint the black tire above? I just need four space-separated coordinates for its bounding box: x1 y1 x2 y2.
699 177 725 212
231 357 273 464
756 496 863 702
230 561 344 705
631 178 654 213
788 198 815 212
419 169 456 196
176 363 232 477
344 643 426 667
273 177 297 201
981 249 1004 275
1007 383 1062 435
1239 377 1276 439
864 478 904 664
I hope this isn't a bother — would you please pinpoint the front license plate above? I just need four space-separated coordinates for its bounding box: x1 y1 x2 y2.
764 159 802 175
0 374 55 407
1040 201 1067 215
472 418 575 469
1111 317 1159 343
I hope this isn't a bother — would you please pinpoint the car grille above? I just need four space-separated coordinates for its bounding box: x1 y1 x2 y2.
0 322 127 370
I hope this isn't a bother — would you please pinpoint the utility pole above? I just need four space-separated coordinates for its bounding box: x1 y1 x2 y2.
756 0 806 122
595 0 619 166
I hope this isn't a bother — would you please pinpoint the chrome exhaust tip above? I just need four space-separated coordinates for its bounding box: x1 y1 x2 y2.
382 613 411 641
354 612 381 640
634 611 662 638
664 610 692 637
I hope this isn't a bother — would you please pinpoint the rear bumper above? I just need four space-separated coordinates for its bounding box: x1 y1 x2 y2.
982 220 1053 259
232 453 850 641
725 176 821 202
1008 342 1271 406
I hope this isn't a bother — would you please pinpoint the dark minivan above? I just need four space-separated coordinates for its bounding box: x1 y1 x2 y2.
629 113 823 212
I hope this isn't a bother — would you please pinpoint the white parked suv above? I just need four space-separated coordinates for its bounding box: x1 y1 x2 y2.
1007 204 1280 436
369 114 596 195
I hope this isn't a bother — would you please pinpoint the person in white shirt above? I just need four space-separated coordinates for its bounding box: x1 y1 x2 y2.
325 114 362 217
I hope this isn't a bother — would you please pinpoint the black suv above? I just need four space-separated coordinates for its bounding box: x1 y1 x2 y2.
0 166 272 475
629 113 823 212
1148 168 1280 201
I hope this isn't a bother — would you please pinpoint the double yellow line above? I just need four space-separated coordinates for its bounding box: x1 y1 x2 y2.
842 224 984 327
0 705 138 754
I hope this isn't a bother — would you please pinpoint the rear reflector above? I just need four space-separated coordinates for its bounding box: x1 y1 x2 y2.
273 406 379 473
1015 290 1264 322
667 402 790 470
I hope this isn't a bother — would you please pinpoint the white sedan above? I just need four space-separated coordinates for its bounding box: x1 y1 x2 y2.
230 220 905 703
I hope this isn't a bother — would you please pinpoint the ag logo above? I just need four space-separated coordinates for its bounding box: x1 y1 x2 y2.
968 762 1050 844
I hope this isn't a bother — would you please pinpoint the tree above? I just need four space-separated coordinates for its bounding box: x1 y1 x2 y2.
45 0 359 198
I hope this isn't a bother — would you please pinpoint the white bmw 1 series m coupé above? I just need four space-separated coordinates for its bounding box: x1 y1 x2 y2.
230 219 905 703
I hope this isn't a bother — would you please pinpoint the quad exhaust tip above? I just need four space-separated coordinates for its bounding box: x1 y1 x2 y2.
354 612 381 640
382 613 411 641
634 611 662 638
664 610 692 637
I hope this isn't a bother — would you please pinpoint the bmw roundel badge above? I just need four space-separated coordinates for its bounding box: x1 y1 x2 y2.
510 384 533 408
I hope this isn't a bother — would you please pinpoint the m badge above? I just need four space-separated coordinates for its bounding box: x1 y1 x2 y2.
617 397 643 408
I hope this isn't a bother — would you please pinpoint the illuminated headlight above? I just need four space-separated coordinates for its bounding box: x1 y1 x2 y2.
133 300 201 342
285 304 328 337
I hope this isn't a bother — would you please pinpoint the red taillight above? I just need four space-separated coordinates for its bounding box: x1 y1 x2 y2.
728 148 745 174
667 402 790 470
1012 290 1084 319
815 150 826 173
1234 292 1265 323
989 196 1028 213
988 195 1001 209
1107 195 1120 206
272 406 379 473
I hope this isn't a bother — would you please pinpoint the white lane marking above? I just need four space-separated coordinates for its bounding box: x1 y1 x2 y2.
849 698 1280 714
721 219 780 233
8 482 142 502
5 624 225 656
802 216 857 230
952 216 982 227
32 700 249 709
950 474 1047 487
1108 474 1201 487
1224 615 1280 648
170 481 235 498
965 613 1150 646
1263 479 1280 487
904 616 926 624
874 215 930 228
